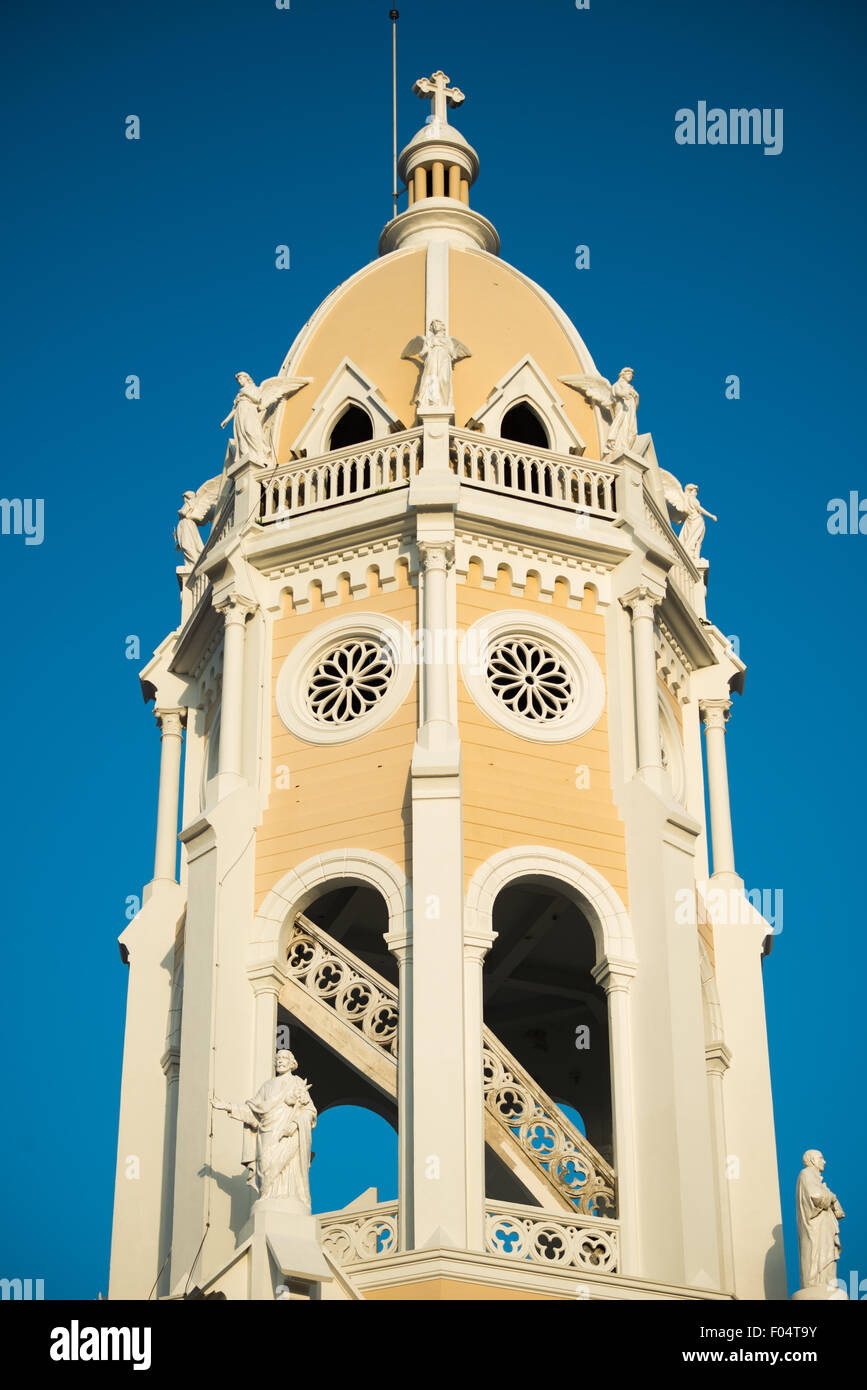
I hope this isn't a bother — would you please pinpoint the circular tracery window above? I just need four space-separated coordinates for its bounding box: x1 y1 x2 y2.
276 613 414 745
460 610 605 744
486 639 575 722
307 640 394 723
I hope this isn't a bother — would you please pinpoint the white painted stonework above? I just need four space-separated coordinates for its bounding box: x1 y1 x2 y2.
108 68 787 1303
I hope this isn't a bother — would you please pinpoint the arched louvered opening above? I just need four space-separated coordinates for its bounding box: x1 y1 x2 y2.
500 402 550 450
328 404 374 452
483 880 613 1210
280 883 399 1217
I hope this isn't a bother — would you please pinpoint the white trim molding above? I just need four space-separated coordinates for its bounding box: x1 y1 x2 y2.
464 845 635 968
467 354 586 455
290 357 404 459
459 609 605 745
275 612 416 745
249 847 412 971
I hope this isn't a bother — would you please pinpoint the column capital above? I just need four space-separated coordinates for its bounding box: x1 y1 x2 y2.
464 929 497 963
384 929 412 963
160 1045 180 1082
155 707 185 738
705 1040 733 1077
214 592 257 625
417 539 455 572
620 581 666 622
246 963 288 997
591 956 638 995
155 706 186 739
700 698 732 732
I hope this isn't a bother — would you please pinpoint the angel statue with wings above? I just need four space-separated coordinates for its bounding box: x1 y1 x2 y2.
560 366 639 459
175 474 224 567
402 320 471 413
220 370 307 467
658 470 718 564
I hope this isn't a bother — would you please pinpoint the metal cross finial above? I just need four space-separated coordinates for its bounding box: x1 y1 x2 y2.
412 69 465 125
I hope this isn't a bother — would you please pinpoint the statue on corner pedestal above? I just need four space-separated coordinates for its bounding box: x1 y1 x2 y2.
220 371 308 467
175 475 223 567
559 366 639 459
793 1149 846 1300
678 484 717 564
212 1049 316 1210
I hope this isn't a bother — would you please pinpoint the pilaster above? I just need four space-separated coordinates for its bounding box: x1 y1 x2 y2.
620 581 667 795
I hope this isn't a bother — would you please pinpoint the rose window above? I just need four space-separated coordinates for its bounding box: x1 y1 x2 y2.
486 639 575 722
306 639 395 723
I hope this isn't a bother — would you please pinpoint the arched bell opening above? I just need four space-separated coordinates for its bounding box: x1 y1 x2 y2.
279 882 399 1215
499 401 550 450
328 403 375 452
482 880 613 1206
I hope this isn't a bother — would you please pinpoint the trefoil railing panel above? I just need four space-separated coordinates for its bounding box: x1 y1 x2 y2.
318 1203 399 1266
485 1201 619 1275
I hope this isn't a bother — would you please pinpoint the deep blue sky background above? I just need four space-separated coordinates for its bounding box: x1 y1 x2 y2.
1 0 864 1300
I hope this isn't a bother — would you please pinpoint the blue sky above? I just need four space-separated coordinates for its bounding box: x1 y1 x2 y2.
0 0 864 1299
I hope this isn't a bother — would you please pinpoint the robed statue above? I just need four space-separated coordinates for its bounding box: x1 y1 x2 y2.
402 320 471 413
678 484 718 563
220 371 308 467
658 472 718 564
212 1050 316 1209
175 475 223 567
796 1150 845 1291
560 366 639 459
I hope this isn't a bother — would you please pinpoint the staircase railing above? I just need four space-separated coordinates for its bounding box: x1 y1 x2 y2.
482 1034 615 1217
285 914 615 1216
285 914 398 1058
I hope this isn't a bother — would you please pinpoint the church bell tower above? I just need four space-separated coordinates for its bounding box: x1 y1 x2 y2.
109 70 786 1302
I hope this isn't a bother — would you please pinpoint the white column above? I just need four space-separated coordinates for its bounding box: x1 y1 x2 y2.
153 708 185 882
384 933 412 1253
620 584 665 790
463 933 495 1251
592 957 639 1275
406 527 466 1249
700 699 736 876
705 1040 735 1293
215 596 252 783
418 540 453 735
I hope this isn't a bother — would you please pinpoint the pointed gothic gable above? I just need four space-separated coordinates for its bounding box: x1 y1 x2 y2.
466 355 587 455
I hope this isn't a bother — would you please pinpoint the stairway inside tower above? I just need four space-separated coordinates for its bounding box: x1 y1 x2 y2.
278 889 615 1222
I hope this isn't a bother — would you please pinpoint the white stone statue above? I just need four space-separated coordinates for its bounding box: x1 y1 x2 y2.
796 1150 845 1292
658 470 718 563
220 372 308 467
174 474 223 567
212 1050 316 1209
402 320 471 413
678 484 718 563
560 367 639 458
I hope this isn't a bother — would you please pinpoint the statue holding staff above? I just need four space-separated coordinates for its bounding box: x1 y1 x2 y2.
212 1050 316 1209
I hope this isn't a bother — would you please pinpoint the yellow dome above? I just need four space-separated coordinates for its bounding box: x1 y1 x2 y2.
277 245 603 461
